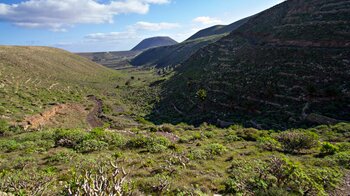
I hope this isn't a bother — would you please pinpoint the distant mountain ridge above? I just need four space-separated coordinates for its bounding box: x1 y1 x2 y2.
78 36 177 69
149 0 350 129
186 17 251 41
131 17 250 68
131 36 178 51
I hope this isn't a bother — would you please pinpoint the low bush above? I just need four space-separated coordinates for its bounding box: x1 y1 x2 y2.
146 136 171 153
257 137 281 151
127 135 171 153
127 135 149 148
75 139 108 153
224 156 327 195
188 149 208 160
330 152 350 169
0 119 9 135
276 131 319 154
54 129 88 148
224 130 242 142
320 142 339 156
0 140 21 152
205 143 227 158
46 150 76 164
159 124 174 133
338 142 350 152
236 128 263 141
88 128 125 148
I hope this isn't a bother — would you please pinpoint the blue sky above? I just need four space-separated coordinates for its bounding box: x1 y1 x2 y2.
0 0 284 52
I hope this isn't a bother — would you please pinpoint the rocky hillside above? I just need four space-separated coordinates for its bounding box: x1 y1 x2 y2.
150 0 350 129
131 18 249 68
131 36 178 51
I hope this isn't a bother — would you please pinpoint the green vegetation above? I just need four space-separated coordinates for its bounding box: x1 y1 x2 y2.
0 122 348 195
0 0 349 195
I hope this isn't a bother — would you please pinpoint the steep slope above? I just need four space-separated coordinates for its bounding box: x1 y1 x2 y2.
150 0 350 129
186 17 250 41
78 50 141 69
131 18 249 68
131 36 178 51
0 46 119 122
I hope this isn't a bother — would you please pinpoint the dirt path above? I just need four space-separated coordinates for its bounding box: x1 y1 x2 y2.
86 95 104 128
22 103 87 130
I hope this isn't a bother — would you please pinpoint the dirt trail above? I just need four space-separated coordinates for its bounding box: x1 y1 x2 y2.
22 103 87 130
86 95 104 128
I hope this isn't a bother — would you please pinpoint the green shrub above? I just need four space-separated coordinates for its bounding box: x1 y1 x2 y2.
146 136 171 153
75 139 108 153
159 124 174 133
127 135 170 153
236 128 262 141
308 167 342 191
191 132 202 141
330 152 350 169
257 137 281 151
276 131 319 153
331 123 350 134
205 143 227 158
224 156 326 195
88 128 125 148
146 143 168 153
188 149 208 160
46 150 76 164
320 142 339 156
127 135 149 148
338 142 350 152
204 131 215 138
0 119 9 135
196 89 207 101
0 140 21 152
54 129 88 148
225 130 242 142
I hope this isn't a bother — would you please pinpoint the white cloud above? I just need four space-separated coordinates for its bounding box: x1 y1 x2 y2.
193 16 223 25
132 21 180 31
85 31 138 41
0 0 171 31
84 20 179 42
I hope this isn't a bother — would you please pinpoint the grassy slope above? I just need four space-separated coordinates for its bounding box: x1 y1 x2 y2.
151 0 350 129
0 46 120 122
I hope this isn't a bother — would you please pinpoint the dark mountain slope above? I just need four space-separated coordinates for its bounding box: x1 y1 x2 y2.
131 34 224 68
150 0 350 129
186 17 250 41
131 18 249 68
131 36 177 51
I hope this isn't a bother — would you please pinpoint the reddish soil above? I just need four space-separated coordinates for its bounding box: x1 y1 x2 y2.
86 95 104 128
22 103 86 130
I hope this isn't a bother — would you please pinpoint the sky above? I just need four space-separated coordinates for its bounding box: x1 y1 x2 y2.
0 0 285 52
